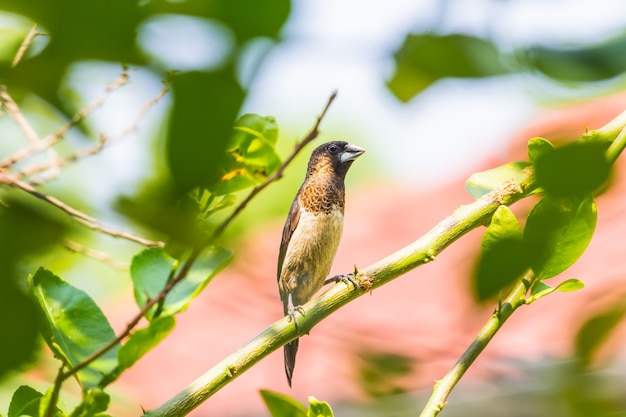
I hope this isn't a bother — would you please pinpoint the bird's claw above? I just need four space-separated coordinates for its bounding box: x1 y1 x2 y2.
287 305 305 331
324 273 362 290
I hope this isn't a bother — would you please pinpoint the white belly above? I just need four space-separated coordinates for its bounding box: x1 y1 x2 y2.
280 207 344 304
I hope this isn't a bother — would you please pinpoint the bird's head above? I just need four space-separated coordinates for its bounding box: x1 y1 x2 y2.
306 141 365 180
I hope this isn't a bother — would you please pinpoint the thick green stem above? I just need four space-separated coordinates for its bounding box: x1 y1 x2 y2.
418 271 535 417
145 107 626 417
144 177 536 417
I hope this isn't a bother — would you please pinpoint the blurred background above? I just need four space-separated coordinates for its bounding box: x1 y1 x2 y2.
1 0 626 415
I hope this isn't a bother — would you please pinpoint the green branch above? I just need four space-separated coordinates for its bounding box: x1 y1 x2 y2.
145 176 536 417
418 271 535 417
146 108 626 417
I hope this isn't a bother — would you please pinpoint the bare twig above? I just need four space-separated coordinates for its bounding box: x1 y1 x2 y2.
12 23 40 68
115 80 169 139
1 176 164 247
64 240 129 271
0 70 132 169
16 80 169 184
0 87 41 144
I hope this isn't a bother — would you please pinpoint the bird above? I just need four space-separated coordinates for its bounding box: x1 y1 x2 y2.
277 141 365 387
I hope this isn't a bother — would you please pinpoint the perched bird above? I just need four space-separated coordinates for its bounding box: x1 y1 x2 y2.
277 141 365 386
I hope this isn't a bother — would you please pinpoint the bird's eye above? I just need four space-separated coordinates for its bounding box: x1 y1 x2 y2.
327 144 339 154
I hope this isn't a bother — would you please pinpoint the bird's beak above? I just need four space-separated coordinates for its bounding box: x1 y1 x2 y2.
341 143 366 163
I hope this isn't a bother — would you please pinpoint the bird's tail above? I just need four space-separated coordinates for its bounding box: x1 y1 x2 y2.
284 338 299 387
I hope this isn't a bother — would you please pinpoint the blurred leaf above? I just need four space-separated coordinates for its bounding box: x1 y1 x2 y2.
359 351 413 398
130 247 177 320
130 246 232 319
576 303 626 367
260 390 306 417
525 35 626 82
211 113 282 195
525 196 596 280
116 179 206 247
0 0 141 111
215 0 291 43
8 385 43 417
528 137 555 164
0 25 30 63
28 268 119 389
69 387 110 417
465 162 531 199
388 33 508 102
117 315 175 370
474 206 529 301
166 70 244 193
534 141 611 198
307 397 334 417
0 199 66 378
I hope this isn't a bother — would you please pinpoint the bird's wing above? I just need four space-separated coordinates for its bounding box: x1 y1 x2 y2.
277 196 301 281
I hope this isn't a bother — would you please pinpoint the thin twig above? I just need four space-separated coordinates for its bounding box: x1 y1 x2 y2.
115 80 170 139
12 23 40 68
44 364 66 417
0 87 41 144
17 80 169 183
64 240 129 271
2 176 164 247
58 246 202 385
0 69 132 169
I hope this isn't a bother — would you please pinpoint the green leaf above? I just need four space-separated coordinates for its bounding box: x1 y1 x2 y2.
534 141 611 198
307 397 334 417
163 245 233 315
527 278 585 304
388 33 508 102
215 0 291 43
554 278 585 292
465 162 532 199
576 303 626 367
0 199 67 378
528 281 555 303
525 196 597 280
524 35 626 82
130 247 177 320
166 70 244 193
260 390 306 417
528 137 555 164
473 206 530 300
130 246 232 319
0 0 142 112
8 386 43 417
117 316 176 371
68 387 110 417
28 268 119 389
211 113 282 195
